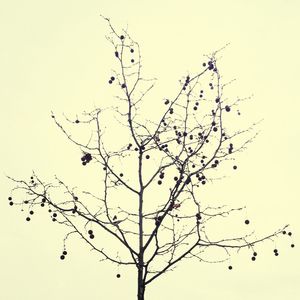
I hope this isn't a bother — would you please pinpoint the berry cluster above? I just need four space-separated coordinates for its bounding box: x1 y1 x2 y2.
108 76 115 84
81 153 92 166
60 250 68 260
88 229 95 239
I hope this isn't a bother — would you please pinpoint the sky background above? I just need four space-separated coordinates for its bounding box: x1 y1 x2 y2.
0 1 299 299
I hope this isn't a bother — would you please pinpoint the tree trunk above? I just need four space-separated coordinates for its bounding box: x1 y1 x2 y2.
137 152 145 300
137 268 145 300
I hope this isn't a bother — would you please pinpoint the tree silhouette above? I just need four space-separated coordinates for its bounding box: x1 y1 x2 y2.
7 16 293 300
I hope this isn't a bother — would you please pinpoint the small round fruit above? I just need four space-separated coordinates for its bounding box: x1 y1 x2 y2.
29 211 34 215
60 255 65 260
228 265 233 270
251 256 256 261
233 165 237 170
90 234 95 239
26 217 31 222
63 251 67 255
88 230 93 235
116 274 121 278
9 201 13 206
158 180 162 185
291 244 295 248
245 219 250 225
8 197 12 201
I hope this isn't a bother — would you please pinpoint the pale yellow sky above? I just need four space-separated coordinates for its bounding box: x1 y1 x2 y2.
0 1 299 299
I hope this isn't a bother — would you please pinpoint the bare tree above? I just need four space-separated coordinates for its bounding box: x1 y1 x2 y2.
7 17 294 300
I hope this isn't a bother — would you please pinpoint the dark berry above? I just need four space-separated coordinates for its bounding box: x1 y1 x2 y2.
245 219 250 225
60 255 65 260
225 105 231 112
228 265 233 270
116 274 121 278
